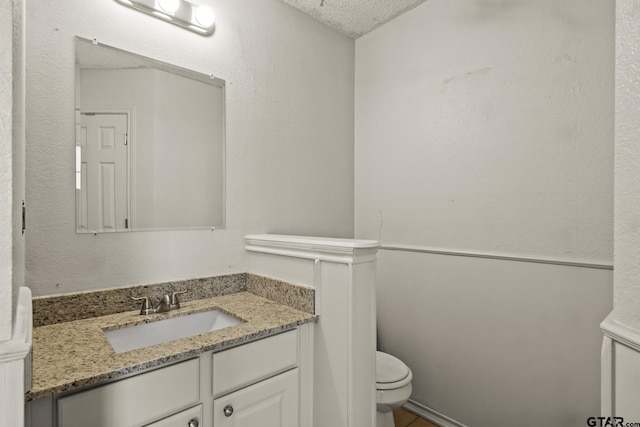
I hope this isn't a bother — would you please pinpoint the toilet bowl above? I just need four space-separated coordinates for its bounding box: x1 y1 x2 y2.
376 351 413 427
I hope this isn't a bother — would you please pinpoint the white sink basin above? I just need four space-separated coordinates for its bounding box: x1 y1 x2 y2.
104 309 242 354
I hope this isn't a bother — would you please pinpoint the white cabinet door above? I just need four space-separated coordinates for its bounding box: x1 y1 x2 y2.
213 369 298 427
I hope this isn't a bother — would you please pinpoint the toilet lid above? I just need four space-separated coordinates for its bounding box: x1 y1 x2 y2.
376 351 410 384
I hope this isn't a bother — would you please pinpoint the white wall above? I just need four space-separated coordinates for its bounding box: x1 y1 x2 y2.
614 0 640 331
378 251 611 425
26 0 355 296
598 0 640 418
0 0 25 342
80 68 157 228
0 2 27 424
153 70 224 229
355 0 614 425
356 0 613 259
12 0 25 340
0 0 15 341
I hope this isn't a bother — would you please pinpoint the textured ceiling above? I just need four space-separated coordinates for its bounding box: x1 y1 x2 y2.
281 0 428 39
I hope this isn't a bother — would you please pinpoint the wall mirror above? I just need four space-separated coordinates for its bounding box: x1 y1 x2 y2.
74 37 225 233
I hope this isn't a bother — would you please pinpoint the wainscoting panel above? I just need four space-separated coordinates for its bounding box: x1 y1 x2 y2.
376 249 612 426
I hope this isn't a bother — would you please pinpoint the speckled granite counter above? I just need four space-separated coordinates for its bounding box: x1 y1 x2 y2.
28 288 316 401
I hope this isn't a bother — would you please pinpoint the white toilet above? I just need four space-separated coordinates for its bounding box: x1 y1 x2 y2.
376 351 413 427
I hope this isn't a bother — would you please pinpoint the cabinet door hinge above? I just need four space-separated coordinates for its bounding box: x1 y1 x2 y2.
22 201 26 235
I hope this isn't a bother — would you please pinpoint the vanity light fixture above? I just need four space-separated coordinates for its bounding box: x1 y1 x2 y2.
114 0 215 35
158 0 180 13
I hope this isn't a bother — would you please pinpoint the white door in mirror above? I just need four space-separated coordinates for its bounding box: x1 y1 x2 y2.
77 113 128 233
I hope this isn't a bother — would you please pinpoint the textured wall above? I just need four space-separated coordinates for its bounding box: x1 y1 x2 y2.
26 0 355 296
355 0 614 424
0 0 14 341
615 0 640 330
12 0 25 336
356 0 613 261
281 0 427 38
0 0 25 341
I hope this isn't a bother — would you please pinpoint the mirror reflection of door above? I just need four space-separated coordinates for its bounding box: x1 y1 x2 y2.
77 112 129 232
75 38 226 232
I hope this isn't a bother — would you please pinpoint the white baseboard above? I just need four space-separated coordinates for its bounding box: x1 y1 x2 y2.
404 399 468 427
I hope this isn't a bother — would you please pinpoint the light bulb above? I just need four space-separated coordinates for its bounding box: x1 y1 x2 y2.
194 5 214 28
157 0 180 14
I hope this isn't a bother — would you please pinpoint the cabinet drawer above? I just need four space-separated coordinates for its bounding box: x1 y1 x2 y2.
143 404 202 427
57 358 200 427
212 330 298 397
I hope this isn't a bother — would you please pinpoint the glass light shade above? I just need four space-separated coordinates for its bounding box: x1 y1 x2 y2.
157 0 180 13
114 0 214 35
194 5 215 28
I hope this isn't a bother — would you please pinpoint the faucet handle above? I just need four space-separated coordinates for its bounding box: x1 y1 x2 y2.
131 296 154 315
170 290 188 309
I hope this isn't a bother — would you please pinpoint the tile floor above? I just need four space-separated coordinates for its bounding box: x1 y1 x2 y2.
393 408 440 427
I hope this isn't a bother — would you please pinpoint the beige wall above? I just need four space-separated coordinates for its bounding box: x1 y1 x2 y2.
25 0 355 296
355 0 614 424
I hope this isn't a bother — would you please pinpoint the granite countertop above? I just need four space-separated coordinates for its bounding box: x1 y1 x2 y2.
28 291 316 401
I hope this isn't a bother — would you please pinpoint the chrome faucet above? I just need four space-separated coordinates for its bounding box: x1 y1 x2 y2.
154 294 172 313
131 290 188 315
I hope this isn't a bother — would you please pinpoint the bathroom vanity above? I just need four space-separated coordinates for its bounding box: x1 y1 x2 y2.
26 234 379 427
25 281 315 427
57 329 301 427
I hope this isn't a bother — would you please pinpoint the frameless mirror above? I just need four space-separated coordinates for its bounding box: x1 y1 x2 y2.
74 37 225 233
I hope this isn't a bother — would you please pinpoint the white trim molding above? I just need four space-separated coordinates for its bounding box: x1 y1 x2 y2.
601 313 640 353
380 243 613 270
0 286 33 427
0 286 31 367
601 312 640 417
404 400 468 427
245 234 380 264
